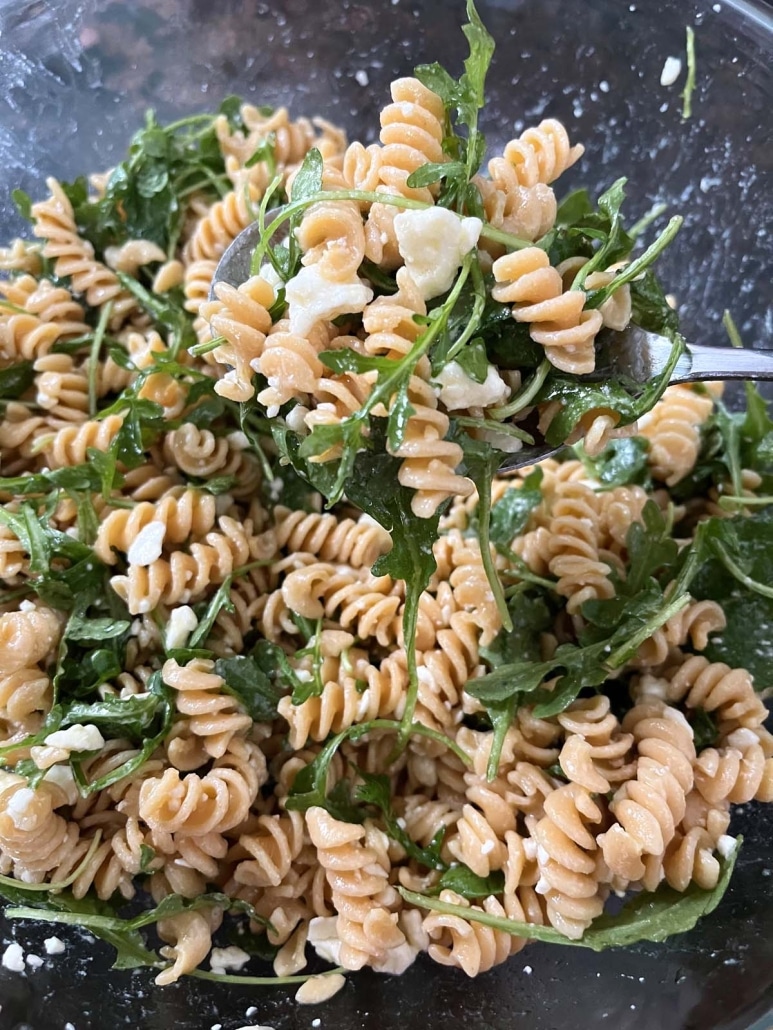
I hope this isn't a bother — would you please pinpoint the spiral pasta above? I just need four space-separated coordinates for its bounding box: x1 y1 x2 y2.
638 384 716 486
492 248 604 374
162 657 252 760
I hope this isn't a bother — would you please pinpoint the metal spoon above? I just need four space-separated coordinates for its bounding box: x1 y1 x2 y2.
211 216 773 472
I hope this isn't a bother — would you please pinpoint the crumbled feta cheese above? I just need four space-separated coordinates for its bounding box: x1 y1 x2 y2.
6 788 38 829
226 430 250 450
245 1008 258 1020
285 404 310 434
312 1021 321 1029
25 954 43 970
307 916 343 966
42 764 79 805
44 937 66 956
717 834 737 859
477 428 524 454
433 360 510 411
164 605 198 651
127 521 166 566
285 265 373 337
295 972 346 1005
233 1026 276 1030
2 943 25 972
354 69 369 86
660 56 682 86
44 724 105 754
211 1023 222 1030
372 938 419 975
523 964 533 974
259 262 285 289
394 207 482 300
19 599 36 612
209 945 251 975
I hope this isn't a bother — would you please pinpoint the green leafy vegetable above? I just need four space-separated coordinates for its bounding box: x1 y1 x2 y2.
434 866 505 899
576 436 651 489
214 653 284 722
399 836 740 950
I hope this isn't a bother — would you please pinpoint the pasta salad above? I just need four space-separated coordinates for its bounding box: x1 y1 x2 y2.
0 0 769 1000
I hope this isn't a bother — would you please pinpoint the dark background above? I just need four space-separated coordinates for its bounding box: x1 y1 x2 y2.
0 0 771 1027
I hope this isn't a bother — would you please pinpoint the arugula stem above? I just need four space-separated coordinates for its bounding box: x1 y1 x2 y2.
681 27 697 121
721 309 743 350
189 335 226 357
251 189 531 274
189 967 346 986
453 416 534 444
585 216 683 309
443 257 487 363
606 592 690 668
713 543 773 599
718 494 773 509
629 202 668 239
476 472 512 633
359 718 472 767
88 302 113 417
0 831 103 894
489 359 550 421
0 299 30 316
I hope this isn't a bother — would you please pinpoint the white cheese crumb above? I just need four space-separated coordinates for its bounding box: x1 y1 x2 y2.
44 724 105 754
523 964 533 974
245 1008 258 1019
599 79 610 92
285 404 310 434
42 764 79 805
209 945 251 975
477 428 524 454
2 943 25 972
295 972 347 1005
285 265 373 337
25 954 43 969
259 262 284 289
6 788 38 829
307 916 343 966
19 599 36 612
127 521 166 566
372 938 419 975
164 605 198 651
65 1024 76 1030
211 1024 222 1030
660 56 682 86
233 1026 276 1030
354 69 369 86
394 207 482 300
480 840 495 855
44 937 66 956
226 430 250 450
312 1021 321 1028
433 361 509 411
717 834 737 859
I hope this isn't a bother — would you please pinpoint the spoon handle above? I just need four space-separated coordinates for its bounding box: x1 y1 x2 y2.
673 342 773 383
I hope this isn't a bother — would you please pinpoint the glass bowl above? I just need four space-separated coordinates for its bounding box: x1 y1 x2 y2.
0 0 771 1027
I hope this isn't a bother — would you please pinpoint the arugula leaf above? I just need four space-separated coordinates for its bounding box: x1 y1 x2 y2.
536 332 684 446
690 508 773 687
290 148 324 202
577 436 651 490
0 361 34 400
480 589 553 669
690 708 720 752
60 694 160 741
214 653 283 722
58 109 234 255
284 727 367 822
345 440 440 734
3 893 160 970
399 836 740 950
489 468 544 551
629 268 680 335
354 771 447 870
434 865 505 899
11 188 33 222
